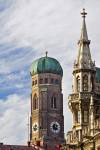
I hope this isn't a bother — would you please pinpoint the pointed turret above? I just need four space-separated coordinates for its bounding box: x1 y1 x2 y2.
80 8 88 42
74 9 94 69
67 9 99 147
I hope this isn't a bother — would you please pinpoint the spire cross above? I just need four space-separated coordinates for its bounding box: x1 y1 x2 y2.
45 51 48 57
81 8 87 18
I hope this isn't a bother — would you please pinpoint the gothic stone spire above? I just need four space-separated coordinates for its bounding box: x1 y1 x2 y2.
75 9 94 69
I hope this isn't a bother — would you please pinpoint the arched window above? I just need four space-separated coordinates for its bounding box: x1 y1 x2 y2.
33 94 38 110
55 79 59 84
51 78 54 84
83 75 88 91
77 76 80 92
45 78 48 84
51 96 57 109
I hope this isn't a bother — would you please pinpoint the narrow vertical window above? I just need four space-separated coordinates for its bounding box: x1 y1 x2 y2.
77 76 80 92
33 94 38 110
45 78 48 84
83 75 88 91
39 78 43 84
55 79 59 84
51 78 54 84
54 97 57 108
84 111 88 122
51 97 53 108
51 96 57 109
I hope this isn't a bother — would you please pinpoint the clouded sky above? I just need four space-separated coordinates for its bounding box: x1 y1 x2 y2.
0 0 100 145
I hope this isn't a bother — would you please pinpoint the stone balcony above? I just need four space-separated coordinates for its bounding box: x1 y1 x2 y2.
68 92 92 103
68 93 79 103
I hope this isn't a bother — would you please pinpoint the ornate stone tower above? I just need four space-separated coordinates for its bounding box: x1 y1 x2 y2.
30 53 64 148
68 9 96 143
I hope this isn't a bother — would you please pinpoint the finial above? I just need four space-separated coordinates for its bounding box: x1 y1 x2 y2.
81 8 87 18
45 51 48 57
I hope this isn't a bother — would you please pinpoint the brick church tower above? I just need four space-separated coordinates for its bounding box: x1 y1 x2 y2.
30 52 65 149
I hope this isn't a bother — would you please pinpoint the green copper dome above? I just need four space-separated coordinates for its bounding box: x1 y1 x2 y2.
30 56 63 76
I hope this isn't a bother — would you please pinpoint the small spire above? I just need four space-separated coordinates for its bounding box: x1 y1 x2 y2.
81 8 87 18
80 8 88 41
75 9 93 69
45 51 48 57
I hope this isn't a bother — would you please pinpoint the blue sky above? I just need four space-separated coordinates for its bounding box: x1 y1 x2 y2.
0 0 100 145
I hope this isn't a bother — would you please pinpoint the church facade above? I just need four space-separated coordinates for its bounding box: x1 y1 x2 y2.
66 9 100 150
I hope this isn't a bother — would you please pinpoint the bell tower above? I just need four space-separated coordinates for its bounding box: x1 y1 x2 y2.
30 53 65 148
68 9 96 142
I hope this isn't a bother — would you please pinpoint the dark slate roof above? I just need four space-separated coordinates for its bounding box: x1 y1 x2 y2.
0 144 37 150
96 67 100 82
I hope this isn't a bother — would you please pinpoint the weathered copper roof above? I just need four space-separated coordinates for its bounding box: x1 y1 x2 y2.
30 56 63 76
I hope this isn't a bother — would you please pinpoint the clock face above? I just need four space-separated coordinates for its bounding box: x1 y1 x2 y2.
32 123 38 133
50 121 60 133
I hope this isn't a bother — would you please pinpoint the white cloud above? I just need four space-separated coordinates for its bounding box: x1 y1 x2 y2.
0 94 30 145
